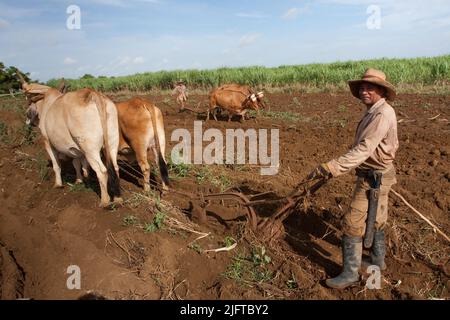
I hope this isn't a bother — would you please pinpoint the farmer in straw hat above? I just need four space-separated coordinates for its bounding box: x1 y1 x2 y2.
172 79 188 112
307 68 399 289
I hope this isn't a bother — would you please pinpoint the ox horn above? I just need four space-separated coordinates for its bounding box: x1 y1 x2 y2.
16 69 28 85
250 93 257 102
256 91 264 98
56 78 67 93
15 69 32 92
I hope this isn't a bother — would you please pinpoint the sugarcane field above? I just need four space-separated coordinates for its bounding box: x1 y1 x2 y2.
0 0 449 305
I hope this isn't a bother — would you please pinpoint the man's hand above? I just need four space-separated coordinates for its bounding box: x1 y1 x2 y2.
307 163 333 181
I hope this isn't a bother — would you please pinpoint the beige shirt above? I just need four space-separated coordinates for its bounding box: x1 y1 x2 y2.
327 98 399 177
172 84 187 98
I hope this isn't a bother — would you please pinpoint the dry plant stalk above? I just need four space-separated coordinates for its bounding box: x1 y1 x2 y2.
391 189 450 243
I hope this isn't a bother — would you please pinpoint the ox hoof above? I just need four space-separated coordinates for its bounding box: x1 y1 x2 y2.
113 197 123 205
162 185 169 192
99 201 110 209
75 179 83 185
118 147 132 155
53 184 64 189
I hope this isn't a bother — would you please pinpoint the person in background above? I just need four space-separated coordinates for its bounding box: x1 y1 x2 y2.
172 79 188 111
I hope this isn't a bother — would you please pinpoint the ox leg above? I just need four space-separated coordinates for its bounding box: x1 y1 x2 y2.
118 129 131 155
152 147 169 191
44 140 63 188
228 114 232 122
81 157 89 178
108 147 123 204
73 158 83 184
84 153 110 208
134 146 151 192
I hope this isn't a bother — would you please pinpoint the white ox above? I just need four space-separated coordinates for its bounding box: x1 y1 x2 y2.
21 77 122 207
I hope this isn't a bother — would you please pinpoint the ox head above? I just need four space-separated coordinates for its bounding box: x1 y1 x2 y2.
16 70 56 127
255 91 265 109
243 91 265 111
25 95 44 127
244 93 260 111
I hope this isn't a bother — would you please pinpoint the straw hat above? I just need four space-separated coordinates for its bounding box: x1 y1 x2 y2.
348 68 396 101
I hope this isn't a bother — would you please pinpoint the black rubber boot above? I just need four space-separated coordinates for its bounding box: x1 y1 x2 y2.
362 230 386 271
326 235 362 289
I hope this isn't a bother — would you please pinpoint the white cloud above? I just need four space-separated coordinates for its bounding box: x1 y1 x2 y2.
117 56 146 66
117 56 131 65
238 33 262 48
133 56 145 64
63 57 77 65
281 7 309 20
235 12 268 19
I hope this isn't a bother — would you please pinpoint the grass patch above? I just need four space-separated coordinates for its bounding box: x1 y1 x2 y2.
193 166 233 191
123 215 139 226
124 191 154 209
63 174 99 194
338 105 348 113
195 166 211 184
143 209 166 233
67 182 93 192
223 246 273 284
224 236 237 247
168 154 192 179
286 272 299 290
188 242 203 254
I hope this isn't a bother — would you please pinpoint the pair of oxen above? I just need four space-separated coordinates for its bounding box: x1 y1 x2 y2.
20 75 264 207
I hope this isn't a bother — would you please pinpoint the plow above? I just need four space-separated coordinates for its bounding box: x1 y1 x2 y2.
186 177 328 243
119 158 328 243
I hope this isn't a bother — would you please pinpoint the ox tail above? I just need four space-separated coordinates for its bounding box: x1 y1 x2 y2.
90 91 121 199
145 102 170 188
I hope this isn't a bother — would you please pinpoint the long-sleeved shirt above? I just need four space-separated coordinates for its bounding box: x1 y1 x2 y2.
172 84 187 98
327 98 399 177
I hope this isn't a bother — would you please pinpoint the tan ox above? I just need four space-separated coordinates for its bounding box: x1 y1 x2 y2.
21 77 122 208
115 98 169 192
207 84 264 122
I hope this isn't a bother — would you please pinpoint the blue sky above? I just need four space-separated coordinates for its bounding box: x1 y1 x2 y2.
1 0 449 81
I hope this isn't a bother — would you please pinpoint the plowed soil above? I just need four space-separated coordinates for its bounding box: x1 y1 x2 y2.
0 91 448 300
